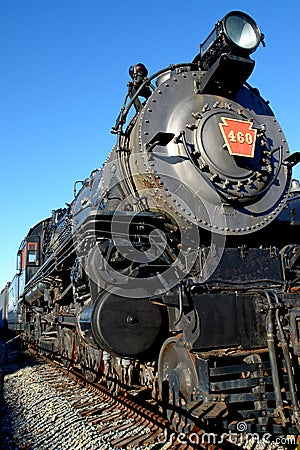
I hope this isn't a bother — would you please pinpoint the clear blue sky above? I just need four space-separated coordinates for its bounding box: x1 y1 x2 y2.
1 1 300 289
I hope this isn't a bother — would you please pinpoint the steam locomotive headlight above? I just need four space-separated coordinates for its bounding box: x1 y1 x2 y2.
194 11 264 94
198 11 263 70
223 12 261 53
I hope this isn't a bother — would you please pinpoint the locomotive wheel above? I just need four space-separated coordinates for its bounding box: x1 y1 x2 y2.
61 348 72 369
106 372 120 396
80 354 97 383
83 368 97 383
104 356 122 396
158 335 198 433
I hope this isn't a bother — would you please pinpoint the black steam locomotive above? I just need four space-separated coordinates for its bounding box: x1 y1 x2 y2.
5 11 300 436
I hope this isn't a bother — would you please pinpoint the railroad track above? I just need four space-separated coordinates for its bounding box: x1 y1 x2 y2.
36 353 222 450
2 348 297 450
36 360 169 449
2 349 220 450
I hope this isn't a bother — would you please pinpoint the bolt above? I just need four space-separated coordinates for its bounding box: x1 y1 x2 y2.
127 315 138 325
186 123 197 130
266 165 272 173
223 179 230 188
236 181 243 191
200 164 209 172
259 124 266 132
192 112 202 119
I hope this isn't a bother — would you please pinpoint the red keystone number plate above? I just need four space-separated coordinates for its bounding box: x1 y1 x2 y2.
219 117 257 158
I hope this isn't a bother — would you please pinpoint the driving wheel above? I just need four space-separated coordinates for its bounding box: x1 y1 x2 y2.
158 335 198 433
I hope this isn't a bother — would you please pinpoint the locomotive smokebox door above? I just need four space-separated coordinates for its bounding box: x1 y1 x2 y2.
91 291 164 357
